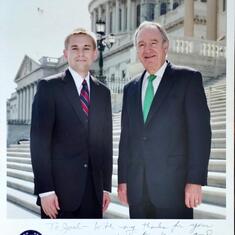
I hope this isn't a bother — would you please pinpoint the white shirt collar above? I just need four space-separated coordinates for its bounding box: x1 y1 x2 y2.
145 61 168 80
68 67 90 94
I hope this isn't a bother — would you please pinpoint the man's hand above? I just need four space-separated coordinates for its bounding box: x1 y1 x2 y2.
185 183 202 208
102 191 111 212
41 193 60 219
118 183 128 205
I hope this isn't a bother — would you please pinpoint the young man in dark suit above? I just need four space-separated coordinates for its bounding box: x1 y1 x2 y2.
118 21 211 219
30 28 113 219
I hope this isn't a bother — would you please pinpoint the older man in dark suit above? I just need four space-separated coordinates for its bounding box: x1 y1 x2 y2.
118 21 211 219
30 28 112 219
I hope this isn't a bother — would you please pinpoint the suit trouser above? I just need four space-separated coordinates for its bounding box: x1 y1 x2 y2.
129 175 193 219
41 166 102 219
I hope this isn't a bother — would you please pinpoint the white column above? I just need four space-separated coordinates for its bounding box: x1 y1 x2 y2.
24 87 27 122
184 0 194 37
206 0 217 40
127 0 132 31
170 0 174 10
22 88 25 121
112 4 116 33
115 0 120 33
98 6 102 20
131 1 136 30
34 82 37 96
105 2 110 34
121 2 125 32
26 86 29 121
91 12 94 32
17 90 20 120
93 9 97 31
20 89 23 121
28 85 32 121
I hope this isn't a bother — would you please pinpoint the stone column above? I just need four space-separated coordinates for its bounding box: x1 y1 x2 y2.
93 9 97 32
22 88 25 122
17 90 20 120
127 0 132 31
105 2 110 34
34 82 38 96
115 0 120 33
121 2 125 32
91 12 94 32
206 0 217 40
98 6 102 20
29 85 32 121
184 0 194 37
132 1 137 30
170 0 174 10
112 3 116 33
20 89 23 121
26 86 29 122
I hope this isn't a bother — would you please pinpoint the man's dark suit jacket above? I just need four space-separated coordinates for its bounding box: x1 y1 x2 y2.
30 70 113 211
118 62 211 209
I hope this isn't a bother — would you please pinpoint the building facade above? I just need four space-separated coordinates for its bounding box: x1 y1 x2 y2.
7 0 226 144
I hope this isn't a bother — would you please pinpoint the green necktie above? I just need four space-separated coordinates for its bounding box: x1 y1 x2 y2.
143 74 156 122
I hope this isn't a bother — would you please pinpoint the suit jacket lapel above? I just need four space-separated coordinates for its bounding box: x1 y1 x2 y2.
89 75 100 121
145 62 175 126
133 71 146 126
62 70 88 127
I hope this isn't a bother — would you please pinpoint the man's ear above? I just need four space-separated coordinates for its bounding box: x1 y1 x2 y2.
63 49 68 59
163 41 169 53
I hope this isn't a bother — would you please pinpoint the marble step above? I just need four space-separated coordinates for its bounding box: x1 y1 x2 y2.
193 203 226 219
9 143 30 148
210 111 226 117
211 121 226 130
8 147 30 153
7 157 31 164
7 202 40 219
113 148 225 163
7 152 30 158
7 176 34 194
7 187 40 215
212 129 225 138
211 138 226 148
111 172 226 189
112 158 226 174
7 163 32 172
109 185 225 208
210 107 226 114
210 148 225 160
104 202 225 219
7 169 34 182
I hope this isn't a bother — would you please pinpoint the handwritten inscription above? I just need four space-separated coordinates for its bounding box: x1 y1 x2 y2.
46 221 214 235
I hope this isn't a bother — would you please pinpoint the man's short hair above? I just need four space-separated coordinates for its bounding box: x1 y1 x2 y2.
64 28 97 49
134 21 169 47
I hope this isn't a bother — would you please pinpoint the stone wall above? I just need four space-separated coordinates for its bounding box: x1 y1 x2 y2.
7 123 30 146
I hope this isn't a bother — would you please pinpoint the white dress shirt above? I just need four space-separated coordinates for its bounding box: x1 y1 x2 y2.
141 61 168 108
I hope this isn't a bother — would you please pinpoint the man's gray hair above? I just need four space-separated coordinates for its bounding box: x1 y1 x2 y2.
134 21 169 47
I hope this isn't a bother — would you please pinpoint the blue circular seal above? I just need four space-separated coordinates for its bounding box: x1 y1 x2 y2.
20 230 42 235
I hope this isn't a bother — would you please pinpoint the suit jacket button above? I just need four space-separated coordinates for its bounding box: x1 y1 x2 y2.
143 137 147 141
84 164 88 168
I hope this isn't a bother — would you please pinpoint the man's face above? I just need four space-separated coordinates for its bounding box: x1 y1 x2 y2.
64 34 97 75
136 26 168 74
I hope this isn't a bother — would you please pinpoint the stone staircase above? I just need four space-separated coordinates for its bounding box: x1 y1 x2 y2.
7 78 226 219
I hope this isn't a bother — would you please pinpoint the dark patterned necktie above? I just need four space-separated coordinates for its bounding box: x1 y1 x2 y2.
80 79 90 116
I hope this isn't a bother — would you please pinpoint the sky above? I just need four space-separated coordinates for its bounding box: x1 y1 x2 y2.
0 0 91 100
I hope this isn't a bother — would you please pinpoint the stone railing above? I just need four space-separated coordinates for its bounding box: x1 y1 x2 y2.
170 36 226 58
106 78 129 94
7 119 31 125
